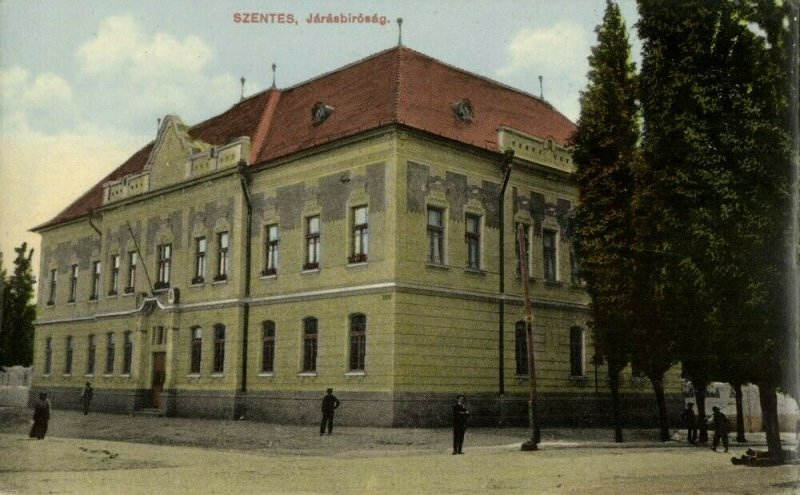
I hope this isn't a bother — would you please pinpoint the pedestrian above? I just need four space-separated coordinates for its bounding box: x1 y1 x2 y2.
29 392 50 440
319 388 340 436
710 406 729 453
80 382 93 415
452 394 469 455
682 402 697 444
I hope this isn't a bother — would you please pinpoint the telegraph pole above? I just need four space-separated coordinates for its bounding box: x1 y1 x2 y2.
517 223 540 451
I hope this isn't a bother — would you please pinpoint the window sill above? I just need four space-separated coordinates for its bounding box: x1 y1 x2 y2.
258 372 274 377
106 292 118 299
62 373 72 377
260 272 278 280
187 373 201 378
123 287 136 295
345 371 366 377
121 374 131 378
301 268 320 275
425 262 449 271
569 375 589 382
85 374 94 377
102 374 113 378
464 268 485 276
544 280 564 288
298 372 318 377
212 279 228 286
45 303 55 308
346 262 368 269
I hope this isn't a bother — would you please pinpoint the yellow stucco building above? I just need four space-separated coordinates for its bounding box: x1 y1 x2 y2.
31 46 682 426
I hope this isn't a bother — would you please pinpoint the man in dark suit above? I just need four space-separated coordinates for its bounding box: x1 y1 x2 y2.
320 388 340 435
452 394 470 454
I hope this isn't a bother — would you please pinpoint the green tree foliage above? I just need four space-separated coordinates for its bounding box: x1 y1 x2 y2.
637 0 790 457
571 0 639 443
0 243 37 367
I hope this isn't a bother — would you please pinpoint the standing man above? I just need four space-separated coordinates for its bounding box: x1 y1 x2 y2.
320 388 340 436
452 394 470 455
711 406 729 453
80 382 93 415
682 402 697 444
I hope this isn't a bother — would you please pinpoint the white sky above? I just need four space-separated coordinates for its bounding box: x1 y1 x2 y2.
0 0 640 280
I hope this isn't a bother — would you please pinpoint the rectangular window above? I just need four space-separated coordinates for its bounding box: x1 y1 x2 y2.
570 327 585 377
516 223 531 277
213 325 225 373
47 269 57 305
105 333 116 374
349 206 368 263
193 237 207 284
109 255 120 295
123 331 133 375
126 252 138 293
64 336 73 374
427 207 445 264
44 338 52 375
90 261 101 300
216 232 229 280
543 230 558 282
465 214 481 270
190 327 202 374
68 264 78 302
156 244 171 289
515 321 529 376
264 224 279 275
302 318 318 372
262 321 275 373
87 335 96 375
304 216 320 270
349 314 366 371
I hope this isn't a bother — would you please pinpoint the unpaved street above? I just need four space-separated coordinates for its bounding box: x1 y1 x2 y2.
1 408 798 494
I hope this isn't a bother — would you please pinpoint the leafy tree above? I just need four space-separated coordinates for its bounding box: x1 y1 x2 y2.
571 0 639 443
0 243 36 367
637 0 791 457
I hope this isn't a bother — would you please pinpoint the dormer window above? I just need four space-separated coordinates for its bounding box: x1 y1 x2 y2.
453 98 474 122
312 101 334 125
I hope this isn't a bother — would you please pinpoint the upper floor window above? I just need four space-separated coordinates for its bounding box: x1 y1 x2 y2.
126 252 138 293
156 244 171 289
427 207 445 264
105 332 116 374
44 337 52 375
193 237 207 284
543 230 558 282
47 269 57 305
109 255 120 295
349 313 366 372
262 321 275 373
516 223 531 277
305 216 320 270
123 331 133 375
264 224 279 276
90 261 101 300
302 317 318 372
515 321 529 376
64 336 74 374
190 327 202 374
350 206 368 264
87 334 96 375
570 245 582 286
216 232 229 281
465 214 481 270
570 327 585 377
68 264 78 303
213 324 225 373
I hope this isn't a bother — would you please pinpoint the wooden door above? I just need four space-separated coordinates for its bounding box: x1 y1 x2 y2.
150 352 166 408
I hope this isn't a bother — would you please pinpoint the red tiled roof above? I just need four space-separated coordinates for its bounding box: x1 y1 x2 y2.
35 46 576 231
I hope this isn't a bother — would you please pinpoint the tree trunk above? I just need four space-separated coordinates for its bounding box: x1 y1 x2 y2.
651 376 670 441
694 382 709 443
757 383 783 461
733 383 747 443
609 367 624 443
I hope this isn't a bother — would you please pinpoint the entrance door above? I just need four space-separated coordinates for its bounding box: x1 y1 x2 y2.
151 352 166 408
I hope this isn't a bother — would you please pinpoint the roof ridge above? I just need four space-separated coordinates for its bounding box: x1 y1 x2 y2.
393 47 402 122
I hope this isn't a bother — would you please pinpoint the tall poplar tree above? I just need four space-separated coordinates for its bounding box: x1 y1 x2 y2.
571 0 639 443
0 243 36 367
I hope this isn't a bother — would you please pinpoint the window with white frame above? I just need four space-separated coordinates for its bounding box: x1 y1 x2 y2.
305 216 320 270
156 244 171 289
68 264 78 302
90 261 101 300
109 255 120 295
427 207 445 264
262 321 275 373
302 317 318 372
216 232 229 281
349 313 366 372
465 213 481 270
264 224 279 275
47 269 57 305
126 252 138 293
543 230 558 282
194 237 207 284
190 327 202 374
213 324 225 373
350 206 368 263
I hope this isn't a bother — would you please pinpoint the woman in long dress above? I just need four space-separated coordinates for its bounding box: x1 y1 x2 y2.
29 392 50 439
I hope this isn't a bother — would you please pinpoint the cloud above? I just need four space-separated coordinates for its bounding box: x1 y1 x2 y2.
0 68 79 133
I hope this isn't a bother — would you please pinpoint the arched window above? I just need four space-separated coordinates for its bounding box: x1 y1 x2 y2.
570 326 585 377
515 321 529 376
190 327 202 374
302 317 318 372
213 324 226 373
262 321 275 373
349 314 366 371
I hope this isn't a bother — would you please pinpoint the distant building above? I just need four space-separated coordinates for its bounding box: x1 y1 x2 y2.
30 46 682 426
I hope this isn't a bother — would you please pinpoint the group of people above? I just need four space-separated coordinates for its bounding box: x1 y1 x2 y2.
681 402 730 452
29 382 93 440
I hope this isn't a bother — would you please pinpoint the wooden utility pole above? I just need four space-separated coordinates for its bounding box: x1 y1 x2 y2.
517 223 540 450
